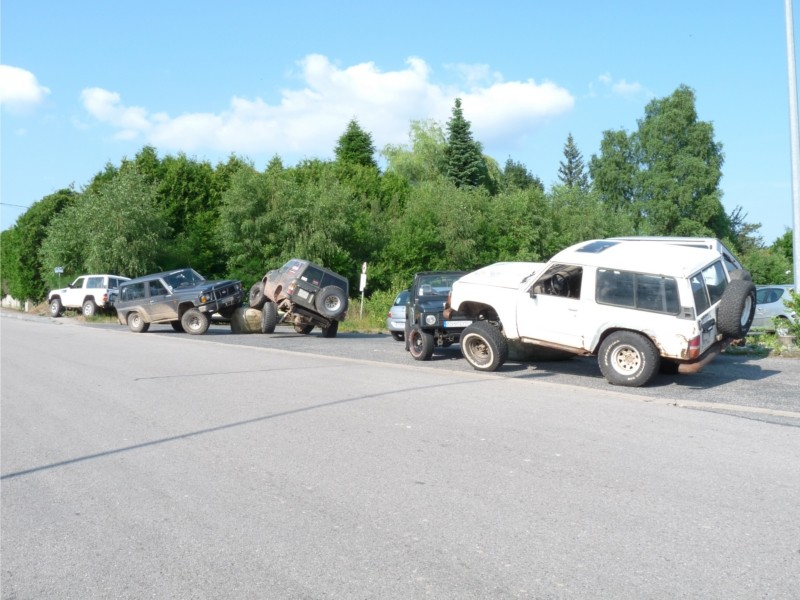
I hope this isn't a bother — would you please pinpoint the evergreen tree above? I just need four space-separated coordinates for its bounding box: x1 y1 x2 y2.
335 118 378 169
444 98 486 189
502 158 544 192
557 133 589 190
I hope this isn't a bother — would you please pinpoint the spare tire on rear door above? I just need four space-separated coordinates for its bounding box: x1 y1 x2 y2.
716 279 756 339
315 286 347 319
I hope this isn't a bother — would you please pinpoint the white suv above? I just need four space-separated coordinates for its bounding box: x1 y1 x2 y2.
48 274 130 317
447 239 756 387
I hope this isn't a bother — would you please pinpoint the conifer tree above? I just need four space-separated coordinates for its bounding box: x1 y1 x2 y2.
444 98 486 188
335 118 378 169
557 133 589 190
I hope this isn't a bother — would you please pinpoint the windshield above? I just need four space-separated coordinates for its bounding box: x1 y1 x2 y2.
416 273 462 296
164 268 205 290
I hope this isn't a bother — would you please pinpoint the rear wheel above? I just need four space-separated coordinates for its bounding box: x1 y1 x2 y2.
181 308 210 335
460 321 508 372
260 301 277 333
249 282 266 310
82 299 97 317
49 298 63 318
408 326 434 361
598 331 659 387
321 320 339 338
127 311 150 333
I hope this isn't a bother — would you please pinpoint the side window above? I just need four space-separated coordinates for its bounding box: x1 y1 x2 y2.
120 282 145 302
532 264 583 299
149 280 169 297
597 269 679 314
72 277 85 289
86 276 104 288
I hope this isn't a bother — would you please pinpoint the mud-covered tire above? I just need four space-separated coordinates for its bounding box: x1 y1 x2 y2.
171 321 184 332
181 308 210 335
49 298 63 318
315 286 347 319
460 321 508 372
598 331 660 387
249 282 266 310
717 279 756 338
408 326 435 361
82 299 97 317
127 311 150 333
321 321 339 338
260 301 277 333
294 323 314 334
390 331 404 342
728 269 752 282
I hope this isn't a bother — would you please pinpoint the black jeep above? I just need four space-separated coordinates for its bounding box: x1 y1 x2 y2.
115 268 244 334
248 259 349 338
404 271 469 360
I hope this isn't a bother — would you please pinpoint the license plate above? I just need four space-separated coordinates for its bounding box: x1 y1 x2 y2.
444 320 472 328
297 289 309 300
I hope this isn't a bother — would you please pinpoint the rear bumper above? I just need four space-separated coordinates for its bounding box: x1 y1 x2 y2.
678 339 732 374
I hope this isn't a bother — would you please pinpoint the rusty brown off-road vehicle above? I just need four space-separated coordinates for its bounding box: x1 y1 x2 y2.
248 259 349 338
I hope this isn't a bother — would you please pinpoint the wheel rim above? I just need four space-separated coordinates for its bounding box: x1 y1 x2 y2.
740 296 753 327
131 314 141 328
324 295 341 311
464 335 492 367
611 344 641 374
187 314 202 331
83 304 93 316
50 303 58 316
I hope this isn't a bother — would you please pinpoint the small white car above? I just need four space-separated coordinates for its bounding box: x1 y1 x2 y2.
48 274 131 317
447 239 756 387
753 285 797 335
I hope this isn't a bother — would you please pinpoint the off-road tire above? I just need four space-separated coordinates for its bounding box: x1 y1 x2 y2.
321 321 339 338
260 301 277 334
390 331 404 342
408 326 435 361
728 269 752 282
460 321 508 372
171 321 185 332
717 279 756 339
249 282 267 310
294 323 314 334
315 286 347 319
181 308 210 335
598 331 660 387
82 298 97 318
127 311 150 333
49 298 63 318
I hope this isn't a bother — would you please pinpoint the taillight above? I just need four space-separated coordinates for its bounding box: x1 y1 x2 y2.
287 281 297 296
102 293 108 303
687 335 701 359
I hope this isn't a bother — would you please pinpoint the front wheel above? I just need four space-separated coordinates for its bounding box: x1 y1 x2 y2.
181 308 210 335
82 299 97 317
408 326 434 361
249 282 266 310
260 301 277 333
127 311 150 333
598 331 659 387
49 298 63 318
460 321 508 372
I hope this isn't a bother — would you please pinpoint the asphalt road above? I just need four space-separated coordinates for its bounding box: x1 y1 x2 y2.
2 313 800 599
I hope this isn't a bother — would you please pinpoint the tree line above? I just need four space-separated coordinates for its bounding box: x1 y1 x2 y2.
1 84 794 303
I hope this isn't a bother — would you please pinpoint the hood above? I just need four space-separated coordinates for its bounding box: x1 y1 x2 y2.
458 262 545 290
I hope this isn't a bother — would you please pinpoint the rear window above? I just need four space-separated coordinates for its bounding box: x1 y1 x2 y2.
596 269 679 315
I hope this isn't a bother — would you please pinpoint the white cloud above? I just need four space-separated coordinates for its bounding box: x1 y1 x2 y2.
0 65 50 112
594 72 650 99
79 54 575 157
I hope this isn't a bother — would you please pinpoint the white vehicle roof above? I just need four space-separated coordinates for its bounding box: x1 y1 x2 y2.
457 262 545 289
550 239 723 278
607 236 742 269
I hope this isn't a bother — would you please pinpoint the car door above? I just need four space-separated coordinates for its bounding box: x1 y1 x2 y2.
144 279 177 322
515 263 585 349
63 277 86 307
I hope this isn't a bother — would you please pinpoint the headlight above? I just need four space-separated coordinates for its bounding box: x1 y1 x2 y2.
425 314 438 326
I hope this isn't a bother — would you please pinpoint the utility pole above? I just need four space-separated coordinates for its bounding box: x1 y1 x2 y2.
785 0 800 290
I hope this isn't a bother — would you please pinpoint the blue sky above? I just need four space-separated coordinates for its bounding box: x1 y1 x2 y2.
1 1 797 244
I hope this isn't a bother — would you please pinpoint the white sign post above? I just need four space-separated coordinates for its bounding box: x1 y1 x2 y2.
359 262 367 318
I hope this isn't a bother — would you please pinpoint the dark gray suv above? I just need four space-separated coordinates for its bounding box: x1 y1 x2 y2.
248 259 349 338
115 268 244 334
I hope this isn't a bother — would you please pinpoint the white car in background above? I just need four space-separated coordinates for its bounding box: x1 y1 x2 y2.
753 284 797 335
